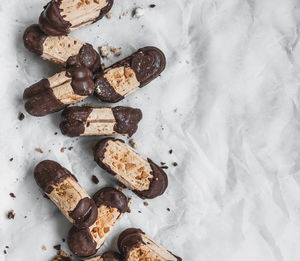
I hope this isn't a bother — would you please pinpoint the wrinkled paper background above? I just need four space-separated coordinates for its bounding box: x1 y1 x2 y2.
1 0 300 260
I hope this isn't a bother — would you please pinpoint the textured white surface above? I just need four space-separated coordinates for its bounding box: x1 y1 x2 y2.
1 0 300 260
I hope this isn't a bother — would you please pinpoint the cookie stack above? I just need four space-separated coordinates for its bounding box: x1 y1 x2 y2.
23 0 181 260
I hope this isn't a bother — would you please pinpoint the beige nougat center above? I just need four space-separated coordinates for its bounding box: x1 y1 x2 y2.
42 36 84 65
85 256 103 261
48 177 90 222
83 108 116 136
104 67 140 97
128 235 178 261
102 140 153 191
60 0 108 29
89 205 121 248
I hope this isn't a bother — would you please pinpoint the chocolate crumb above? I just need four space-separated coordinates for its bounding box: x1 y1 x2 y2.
35 148 43 153
60 147 66 153
160 162 166 165
167 208 170 212
161 166 168 169
91 175 99 184
53 244 61 251
62 238 66 242
54 132 58 135
68 147 73 151
138 211 141 213
4 250 7 254
129 139 137 149
149 4 156 8
18 112 25 121
9 193 16 198
143 202 149 206
9 158 13 162
172 162 178 167
53 251 71 261
7 210 15 219
169 149 173 154
5 246 9 249
24 216 27 219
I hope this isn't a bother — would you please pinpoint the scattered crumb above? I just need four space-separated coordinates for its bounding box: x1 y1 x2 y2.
129 139 137 149
174 108 177 113
4 250 7 254
169 149 173 154
115 51 122 56
9 193 16 198
18 112 25 121
9 158 13 162
52 251 72 261
68 147 73 151
111 47 117 52
138 210 141 213
24 216 27 219
143 202 149 207
133 7 145 18
99 45 110 57
101 63 105 70
106 12 113 19
60 147 66 153
62 238 66 242
149 4 156 8
7 210 15 220
91 175 99 184
172 162 178 167
42 245 47 251
160 162 166 165
5 246 9 249
53 245 61 251
161 166 168 169
35 148 43 154
167 208 170 212
54 132 58 135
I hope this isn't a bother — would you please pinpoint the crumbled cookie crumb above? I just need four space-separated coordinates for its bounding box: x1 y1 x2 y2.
53 244 61 251
3 250 7 254
68 147 73 151
160 162 166 165
129 139 138 149
106 12 113 19
172 162 178 167
91 175 99 184
169 149 173 154
7 210 15 219
115 51 122 56
35 148 43 153
133 7 144 18
53 250 72 261
42 245 47 251
99 45 110 57
143 202 149 206
167 208 170 212
149 4 156 8
101 63 105 70
60 147 66 153
9 193 16 198
18 112 25 121
9 158 13 162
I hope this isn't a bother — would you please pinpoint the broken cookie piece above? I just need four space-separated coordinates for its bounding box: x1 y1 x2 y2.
94 46 166 103
39 0 114 36
85 251 123 261
53 250 72 261
68 187 128 257
118 228 182 261
94 138 168 199
24 67 95 117
34 160 98 229
23 24 100 72
60 106 142 137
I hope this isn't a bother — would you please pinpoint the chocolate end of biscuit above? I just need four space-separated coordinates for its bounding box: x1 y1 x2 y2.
118 228 144 258
93 187 128 213
34 160 72 194
23 24 47 55
112 106 143 137
102 251 123 261
67 67 95 96
94 0 114 22
67 226 97 257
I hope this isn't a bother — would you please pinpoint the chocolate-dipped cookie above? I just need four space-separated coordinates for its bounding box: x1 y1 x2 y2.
34 160 98 229
94 138 168 199
85 251 123 261
68 187 128 257
60 106 142 137
94 46 166 103
39 0 114 36
24 67 95 117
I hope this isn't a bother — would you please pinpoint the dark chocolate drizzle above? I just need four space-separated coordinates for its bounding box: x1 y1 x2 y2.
118 228 182 261
69 198 98 229
67 67 95 96
60 106 93 137
117 228 144 259
39 0 71 36
93 187 128 213
23 78 66 117
94 46 166 103
34 160 73 194
39 0 114 36
93 138 168 199
67 44 101 73
68 226 97 257
101 251 123 261
23 24 46 55
112 106 142 137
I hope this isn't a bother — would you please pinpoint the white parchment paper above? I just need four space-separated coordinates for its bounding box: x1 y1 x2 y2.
1 0 300 260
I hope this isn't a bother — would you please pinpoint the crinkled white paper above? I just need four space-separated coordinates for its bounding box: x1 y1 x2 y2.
1 0 300 260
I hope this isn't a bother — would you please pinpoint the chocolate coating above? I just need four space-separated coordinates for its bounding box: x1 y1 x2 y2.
39 0 71 36
67 67 95 96
68 226 97 257
23 24 46 55
69 198 98 229
60 106 93 137
67 44 101 73
94 46 166 103
112 106 143 137
24 78 65 117
34 160 73 194
93 138 168 199
93 187 128 213
118 228 182 261
39 0 114 36
101 251 123 261
117 228 144 259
